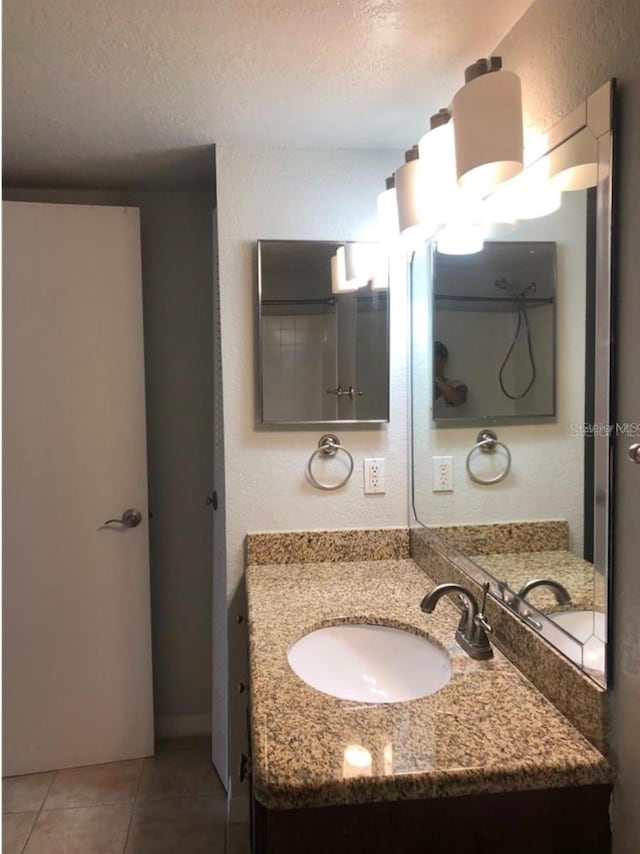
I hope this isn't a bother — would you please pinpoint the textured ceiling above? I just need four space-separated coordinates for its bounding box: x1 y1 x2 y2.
3 0 534 188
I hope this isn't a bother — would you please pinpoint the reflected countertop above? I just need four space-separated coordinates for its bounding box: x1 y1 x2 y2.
246 558 611 810
469 550 600 612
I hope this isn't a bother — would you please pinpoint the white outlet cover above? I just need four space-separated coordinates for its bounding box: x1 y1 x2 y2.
364 458 385 494
432 456 453 492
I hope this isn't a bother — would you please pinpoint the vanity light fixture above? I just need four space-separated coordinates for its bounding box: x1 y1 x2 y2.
331 244 387 293
347 242 389 290
330 247 358 294
418 108 457 228
382 56 529 255
395 145 432 246
452 56 524 197
549 127 599 191
369 244 390 290
344 243 370 286
377 175 400 242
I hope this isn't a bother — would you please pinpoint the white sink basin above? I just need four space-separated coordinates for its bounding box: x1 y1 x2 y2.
287 623 452 703
539 610 606 673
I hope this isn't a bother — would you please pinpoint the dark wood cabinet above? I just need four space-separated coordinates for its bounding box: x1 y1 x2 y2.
253 784 611 854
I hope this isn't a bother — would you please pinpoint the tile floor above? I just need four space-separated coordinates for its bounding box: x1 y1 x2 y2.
2 736 240 854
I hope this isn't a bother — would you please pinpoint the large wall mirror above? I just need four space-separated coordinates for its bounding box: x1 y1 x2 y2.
258 240 389 426
410 81 614 687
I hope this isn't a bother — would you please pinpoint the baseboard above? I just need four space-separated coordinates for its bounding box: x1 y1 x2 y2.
154 714 211 738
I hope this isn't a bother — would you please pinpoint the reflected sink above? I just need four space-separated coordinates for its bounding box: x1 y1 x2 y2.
539 610 606 673
287 624 452 703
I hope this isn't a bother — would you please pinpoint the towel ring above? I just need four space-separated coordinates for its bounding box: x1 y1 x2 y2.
466 429 511 485
307 434 354 491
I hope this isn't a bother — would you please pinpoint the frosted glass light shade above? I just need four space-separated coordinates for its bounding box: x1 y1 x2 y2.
395 156 422 232
418 118 457 228
345 243 371 286
357 243 389 290
549 127 598 191
332 244 381 293
330 247 358 294
395 151 435 244
377 183 399 242
453 69 523 196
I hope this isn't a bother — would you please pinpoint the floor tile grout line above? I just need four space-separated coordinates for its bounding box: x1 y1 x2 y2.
122 755 147 852
38 756 146 813
134 791 227 805
19 770 58 854
40 798 140 812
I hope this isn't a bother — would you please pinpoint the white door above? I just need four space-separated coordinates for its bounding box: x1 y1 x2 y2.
2 201 154 776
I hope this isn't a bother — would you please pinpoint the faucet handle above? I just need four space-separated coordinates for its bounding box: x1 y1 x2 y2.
475 612 493 635
479 582 490 612
475 583 493 634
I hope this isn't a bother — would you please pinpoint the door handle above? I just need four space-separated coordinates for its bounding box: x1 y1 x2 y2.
103 508 142 528
629 443 640 464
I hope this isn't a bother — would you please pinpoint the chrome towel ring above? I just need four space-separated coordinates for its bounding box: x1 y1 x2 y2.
466 429 511 485
307 434 354 491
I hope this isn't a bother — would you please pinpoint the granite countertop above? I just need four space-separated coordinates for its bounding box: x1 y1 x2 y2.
246 558 611 810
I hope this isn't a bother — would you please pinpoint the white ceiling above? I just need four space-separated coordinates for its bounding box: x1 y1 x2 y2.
3 0 535 188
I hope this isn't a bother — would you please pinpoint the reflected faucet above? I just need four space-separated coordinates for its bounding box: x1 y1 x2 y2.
420 582 493 661
500 578 572 616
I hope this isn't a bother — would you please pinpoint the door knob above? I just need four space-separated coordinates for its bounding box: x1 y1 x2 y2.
103 508 142 528
629 443 640 464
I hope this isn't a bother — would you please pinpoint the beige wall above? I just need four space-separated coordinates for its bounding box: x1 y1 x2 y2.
215 144 406 798
493 1 640 850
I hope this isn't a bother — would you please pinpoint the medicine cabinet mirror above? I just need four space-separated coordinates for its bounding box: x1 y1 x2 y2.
411 81 614 686
258 240 390 426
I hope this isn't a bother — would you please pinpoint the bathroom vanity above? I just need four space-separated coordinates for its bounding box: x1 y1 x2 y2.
245 531 612 854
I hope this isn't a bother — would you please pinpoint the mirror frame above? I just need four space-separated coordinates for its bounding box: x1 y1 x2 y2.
410 80 615 685
257 239 391 428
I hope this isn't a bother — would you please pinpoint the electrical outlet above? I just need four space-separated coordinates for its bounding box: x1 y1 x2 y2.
364 458 385 494
432 456 453 492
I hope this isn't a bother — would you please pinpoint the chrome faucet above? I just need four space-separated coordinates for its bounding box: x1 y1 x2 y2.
499 578 572 615
420 582 493 660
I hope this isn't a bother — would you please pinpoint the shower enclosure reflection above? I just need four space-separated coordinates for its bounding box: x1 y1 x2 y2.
433 241 557 423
